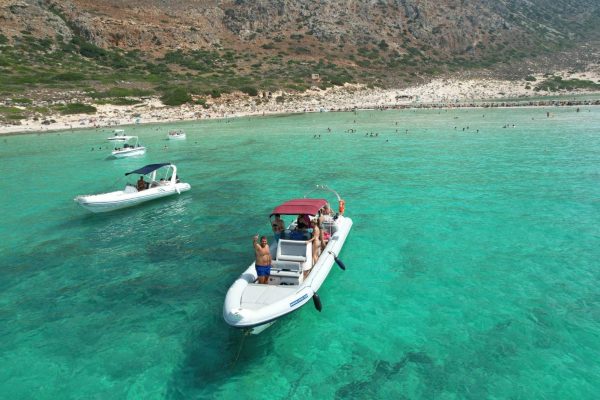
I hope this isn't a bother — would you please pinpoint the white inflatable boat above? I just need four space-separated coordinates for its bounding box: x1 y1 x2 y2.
110 136 146 158
223 186 352 334
74 163 190 213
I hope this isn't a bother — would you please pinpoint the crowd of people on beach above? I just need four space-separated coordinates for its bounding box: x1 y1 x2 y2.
3 70 600 135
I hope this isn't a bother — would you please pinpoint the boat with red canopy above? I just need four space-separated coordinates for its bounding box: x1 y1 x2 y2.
223 185 353 334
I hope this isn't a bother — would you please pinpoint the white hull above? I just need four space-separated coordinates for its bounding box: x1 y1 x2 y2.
107 136 128 141
168 134 186 140
111 147 146 158
75 183 190 212
223 215 353 331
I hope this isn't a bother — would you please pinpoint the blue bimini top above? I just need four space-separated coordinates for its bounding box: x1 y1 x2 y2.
125 163 171 176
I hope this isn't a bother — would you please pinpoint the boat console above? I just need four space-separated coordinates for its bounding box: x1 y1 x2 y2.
268 239 312 286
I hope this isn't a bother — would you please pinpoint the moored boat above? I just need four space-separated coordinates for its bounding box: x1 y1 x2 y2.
223 186 352 333
107 129 128 141
111 135 146 158
168 130 186 140
74 163 191 213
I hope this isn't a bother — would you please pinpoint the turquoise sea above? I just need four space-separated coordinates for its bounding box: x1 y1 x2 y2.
1 106 599 399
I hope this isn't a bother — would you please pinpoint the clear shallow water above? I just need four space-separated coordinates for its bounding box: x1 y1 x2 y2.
1 107 599 399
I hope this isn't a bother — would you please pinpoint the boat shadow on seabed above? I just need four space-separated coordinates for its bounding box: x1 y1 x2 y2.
166 315 290 395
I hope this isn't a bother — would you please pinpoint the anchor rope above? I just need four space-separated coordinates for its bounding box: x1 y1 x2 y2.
231 329 250 367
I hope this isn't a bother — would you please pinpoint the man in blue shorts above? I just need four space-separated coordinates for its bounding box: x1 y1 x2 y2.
253 235 271 284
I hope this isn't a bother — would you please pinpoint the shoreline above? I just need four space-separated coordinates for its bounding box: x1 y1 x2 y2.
2 71 600 136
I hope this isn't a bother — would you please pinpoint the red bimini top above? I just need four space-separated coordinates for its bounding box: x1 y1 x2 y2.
270 198 328 216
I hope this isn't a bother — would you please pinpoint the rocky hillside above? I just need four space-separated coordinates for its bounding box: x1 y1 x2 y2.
0 0 599 108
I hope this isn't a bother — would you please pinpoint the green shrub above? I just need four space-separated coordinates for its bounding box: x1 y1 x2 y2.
160 87 192 106
194 98 210 108
53 72 85 81
90 87 153 98
60 103 97 114
291 46 310 54
535 76 600 92
241 86 258 96
11 97 32 104
0 106 23 115
210 89 221 98
0 34 9 45
77 40 108 59
145 62 170 75
285 83 308 91
525 75 536 81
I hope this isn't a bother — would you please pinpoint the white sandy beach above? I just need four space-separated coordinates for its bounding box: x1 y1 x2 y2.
2 69 600 135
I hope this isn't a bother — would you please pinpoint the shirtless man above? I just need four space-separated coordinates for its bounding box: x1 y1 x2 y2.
253 235 271 284
137 176 146 191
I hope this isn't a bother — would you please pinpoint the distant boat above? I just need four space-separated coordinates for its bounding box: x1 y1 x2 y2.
107 129 128 141
111 136 146 158
168 130 186 140
223 185 352 334
74 163 191 213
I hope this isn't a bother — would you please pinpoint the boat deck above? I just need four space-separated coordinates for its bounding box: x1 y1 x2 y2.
240 284 297 310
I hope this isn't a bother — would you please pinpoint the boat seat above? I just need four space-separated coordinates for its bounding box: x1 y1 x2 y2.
271 260 302 272
269 260 302 285
276 239 307 262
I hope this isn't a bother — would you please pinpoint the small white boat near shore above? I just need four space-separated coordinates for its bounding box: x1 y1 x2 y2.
223 186 352 334
107 129 128 141
168 130 186 140
111 136 146 158
74 163 191 213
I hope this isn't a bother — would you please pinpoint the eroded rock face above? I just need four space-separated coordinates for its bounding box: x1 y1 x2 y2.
1 0 73 46
0 0 598 60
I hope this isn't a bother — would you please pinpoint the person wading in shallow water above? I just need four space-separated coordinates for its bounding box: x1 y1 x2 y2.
253 235 271 284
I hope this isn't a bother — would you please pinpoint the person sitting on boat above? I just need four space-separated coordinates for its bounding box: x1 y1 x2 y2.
307 218 322 269
137 176 146 191
272 214 285 242
320 203 335 223
253 235 271 284
296 214 311 230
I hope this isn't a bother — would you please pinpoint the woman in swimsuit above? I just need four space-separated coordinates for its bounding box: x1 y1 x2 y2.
308 218 321 266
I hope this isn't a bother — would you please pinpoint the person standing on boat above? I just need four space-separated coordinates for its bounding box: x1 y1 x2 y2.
253 235 271 284
272 214 285 242
308 218 322 268
297 214 311 230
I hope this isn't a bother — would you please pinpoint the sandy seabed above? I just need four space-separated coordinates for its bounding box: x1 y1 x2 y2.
2 70 600 135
